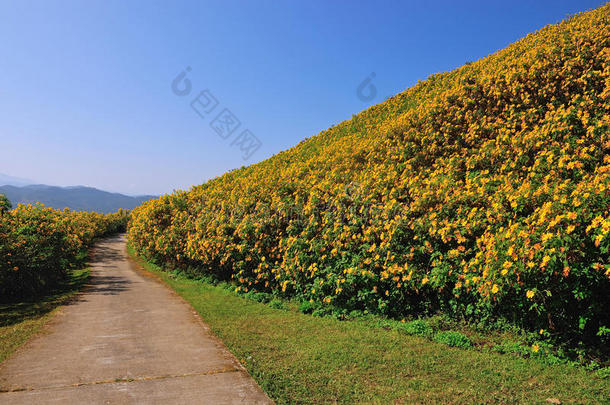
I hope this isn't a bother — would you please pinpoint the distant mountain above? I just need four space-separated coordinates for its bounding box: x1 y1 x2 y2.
0 184 156 213
0 173 34 187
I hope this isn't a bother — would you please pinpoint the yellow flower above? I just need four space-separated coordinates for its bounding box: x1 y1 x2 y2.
123 6 610 352
532 344 539 353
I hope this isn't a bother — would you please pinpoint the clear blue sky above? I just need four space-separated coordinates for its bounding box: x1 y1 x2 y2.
1 0 605 195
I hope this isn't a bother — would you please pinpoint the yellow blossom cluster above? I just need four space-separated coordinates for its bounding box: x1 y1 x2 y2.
128 5 610 339
0 204 129 299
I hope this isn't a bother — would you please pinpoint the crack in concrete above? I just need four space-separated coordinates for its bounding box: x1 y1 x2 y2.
0 367 241 394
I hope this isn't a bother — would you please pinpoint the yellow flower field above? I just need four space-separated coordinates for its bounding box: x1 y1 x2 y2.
129 5 610 344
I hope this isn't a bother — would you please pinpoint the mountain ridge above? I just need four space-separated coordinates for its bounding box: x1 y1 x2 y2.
0 173 35 187
0 184 156 213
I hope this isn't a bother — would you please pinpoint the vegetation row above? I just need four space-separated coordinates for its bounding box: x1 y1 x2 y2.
128 5 610 351
0 198 128 300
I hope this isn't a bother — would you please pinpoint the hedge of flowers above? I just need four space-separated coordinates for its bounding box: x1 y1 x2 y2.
0 203 129 300
128 5 610 344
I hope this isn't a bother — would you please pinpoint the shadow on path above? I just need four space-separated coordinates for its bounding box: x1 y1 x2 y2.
1 236 131 328
0 271 89 328
82 275 131 296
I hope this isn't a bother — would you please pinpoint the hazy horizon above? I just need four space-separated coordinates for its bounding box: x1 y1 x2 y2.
0 172 159 196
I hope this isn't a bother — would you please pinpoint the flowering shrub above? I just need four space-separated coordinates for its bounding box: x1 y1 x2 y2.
128 5 610 344
0 204 128 300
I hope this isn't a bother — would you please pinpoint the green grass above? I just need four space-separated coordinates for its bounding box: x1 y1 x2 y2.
0 268 89 363
129 248 610 404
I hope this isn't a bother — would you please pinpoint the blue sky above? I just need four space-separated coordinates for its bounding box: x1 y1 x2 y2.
0 0 605 195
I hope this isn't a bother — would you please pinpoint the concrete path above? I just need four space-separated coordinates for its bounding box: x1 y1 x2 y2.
0 235 272 404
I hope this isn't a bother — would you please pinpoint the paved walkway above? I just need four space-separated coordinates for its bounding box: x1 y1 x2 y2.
0 235 272 404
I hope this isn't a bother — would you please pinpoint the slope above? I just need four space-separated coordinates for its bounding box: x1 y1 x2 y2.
129 4 610 346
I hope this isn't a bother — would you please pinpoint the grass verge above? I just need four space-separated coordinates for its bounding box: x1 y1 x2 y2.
128 247 610 404
0 268 89 363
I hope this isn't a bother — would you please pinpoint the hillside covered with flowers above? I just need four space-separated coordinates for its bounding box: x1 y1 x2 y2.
129 5 610 345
